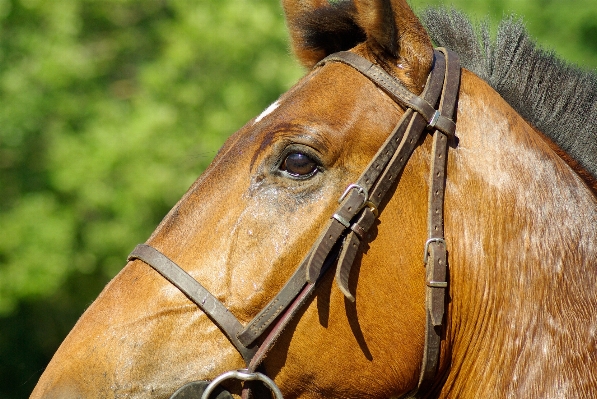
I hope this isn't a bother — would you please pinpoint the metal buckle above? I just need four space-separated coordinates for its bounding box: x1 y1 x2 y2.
339 184 379 216
334 184 379 226
200 369 284 399
423 238 446 264
363 201 379 217
338 183 368 205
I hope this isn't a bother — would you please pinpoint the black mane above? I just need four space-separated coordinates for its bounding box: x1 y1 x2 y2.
421 8 597 180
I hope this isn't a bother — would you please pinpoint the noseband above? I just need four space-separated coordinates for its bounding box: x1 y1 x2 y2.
128 48 460 398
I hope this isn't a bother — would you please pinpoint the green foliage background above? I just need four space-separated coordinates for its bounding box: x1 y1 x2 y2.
0 0 595 397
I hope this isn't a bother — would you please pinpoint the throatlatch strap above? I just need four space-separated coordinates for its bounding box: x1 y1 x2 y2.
416 48 461 397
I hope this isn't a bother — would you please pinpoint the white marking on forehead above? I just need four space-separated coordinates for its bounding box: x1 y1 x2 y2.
253 100 280 125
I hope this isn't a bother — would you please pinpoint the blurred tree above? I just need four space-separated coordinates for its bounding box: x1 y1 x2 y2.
0 0 301 396
0 0 594 397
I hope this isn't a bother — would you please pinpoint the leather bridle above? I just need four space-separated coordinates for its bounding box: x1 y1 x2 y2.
128 47 460 399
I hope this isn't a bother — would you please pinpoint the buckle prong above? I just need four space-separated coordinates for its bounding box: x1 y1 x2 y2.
423 238 446 264
339 184 368 204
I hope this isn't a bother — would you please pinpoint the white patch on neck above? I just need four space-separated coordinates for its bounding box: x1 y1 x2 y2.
253 100 280 125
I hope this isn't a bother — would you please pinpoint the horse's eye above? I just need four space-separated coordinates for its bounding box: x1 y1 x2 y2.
281 152 319 178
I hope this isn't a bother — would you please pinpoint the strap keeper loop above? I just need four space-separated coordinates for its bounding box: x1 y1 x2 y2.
427 280 448 288
332 213 351 228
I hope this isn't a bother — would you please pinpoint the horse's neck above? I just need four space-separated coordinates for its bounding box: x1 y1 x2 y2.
533 126 597 196
440 70 597 398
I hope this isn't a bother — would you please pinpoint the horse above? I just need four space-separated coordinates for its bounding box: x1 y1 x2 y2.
31 0 597 398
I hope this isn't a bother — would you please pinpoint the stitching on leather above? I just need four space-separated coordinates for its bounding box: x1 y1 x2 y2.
250 304 284 334
242 297 281 335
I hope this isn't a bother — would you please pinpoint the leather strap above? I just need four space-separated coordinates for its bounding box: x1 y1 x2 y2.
237 53 441 347
127 49 461 393
242 50 454 374
306 50 449 284
237 255 310 346
127 244 258 363
335 208 376 301
319 52 455 136
414 47 461 397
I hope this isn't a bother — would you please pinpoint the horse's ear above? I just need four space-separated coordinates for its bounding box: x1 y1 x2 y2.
352 0 398 57
282 0 366 68
283 0 432 90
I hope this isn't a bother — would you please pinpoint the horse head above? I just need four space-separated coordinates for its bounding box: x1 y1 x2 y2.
31 1 597 398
